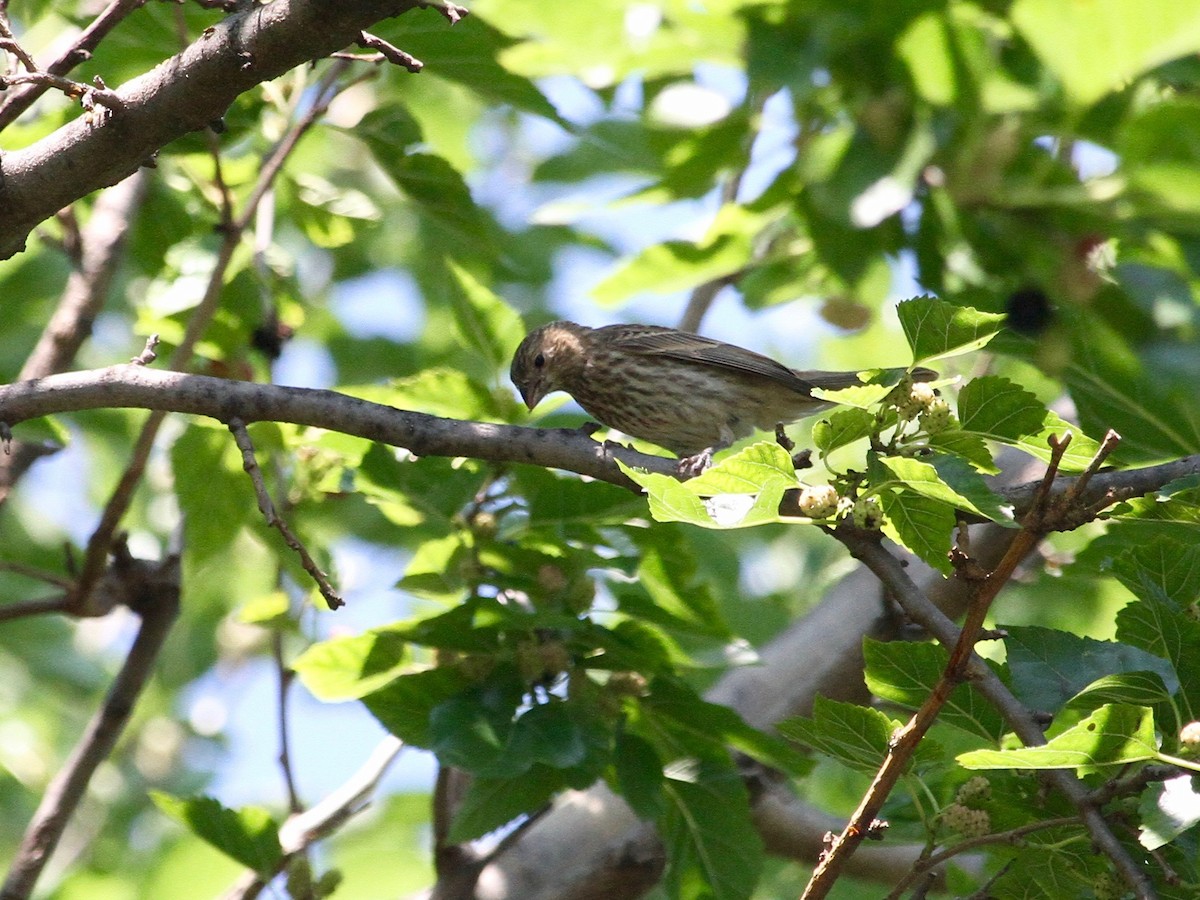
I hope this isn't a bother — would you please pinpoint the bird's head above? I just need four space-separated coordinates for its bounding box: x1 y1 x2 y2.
510 321 587 410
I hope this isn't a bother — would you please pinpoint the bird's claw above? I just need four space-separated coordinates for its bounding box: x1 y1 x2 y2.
676 449 713 478
579 421 603 437
791 448 813 470
774 424 795 452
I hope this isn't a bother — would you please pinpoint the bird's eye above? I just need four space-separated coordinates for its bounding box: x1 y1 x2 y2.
534 353 545 368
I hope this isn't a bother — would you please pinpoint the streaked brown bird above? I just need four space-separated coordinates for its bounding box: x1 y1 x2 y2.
511 320 931 471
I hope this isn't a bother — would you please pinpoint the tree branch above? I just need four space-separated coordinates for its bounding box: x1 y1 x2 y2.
229 417 344 608
842 536 1156 900
73 58 352 603
222 735 405 900
0 0 431 259
0 550 181 900
0 364 681 487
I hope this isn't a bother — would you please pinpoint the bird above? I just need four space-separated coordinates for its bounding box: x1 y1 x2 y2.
510 320 934 473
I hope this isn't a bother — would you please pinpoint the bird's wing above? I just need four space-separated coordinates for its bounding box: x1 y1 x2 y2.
605 325 817 394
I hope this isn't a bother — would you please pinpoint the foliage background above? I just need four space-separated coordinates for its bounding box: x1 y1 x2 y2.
3 0 1200 898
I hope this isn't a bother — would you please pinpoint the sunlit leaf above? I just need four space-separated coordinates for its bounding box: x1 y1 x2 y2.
897 297 1005 363
152 794 281 877
957 704 1159 770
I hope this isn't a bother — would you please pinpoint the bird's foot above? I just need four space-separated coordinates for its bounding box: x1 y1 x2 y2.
676 449 713 478
579 420 603 437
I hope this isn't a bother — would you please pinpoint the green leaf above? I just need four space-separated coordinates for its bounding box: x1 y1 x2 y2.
1115 588 1200 722
237 590 291 626
1112 539 1200 608
633 545 730 639
446 261 526 373
172 424 254 561
956 376 1101 472
1004 625 1179 715
379 12 563 123
362 667 474 747
863 639 1005 741
879 489 956 575
348 368 507 421
1011 0 1200 107
396 534 469 600
926 429 998 474
813 407 876 457
618 451 794 529
645 678 811 776
377 152 491 245
152 794 282 877
292 628 408 702
681 441 798 495
875 455 1014 525
514 466 646 528
957 704 1159 770
349 105 423 153
1107 487 1200 535
592 205 763 305
1067 671 1175 712
778 695 900 775
614 730 667 820
446 769 564 843
660 761 764 900
896 297 1005 363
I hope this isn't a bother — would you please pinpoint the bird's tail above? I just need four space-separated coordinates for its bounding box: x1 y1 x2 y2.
801 366 937 392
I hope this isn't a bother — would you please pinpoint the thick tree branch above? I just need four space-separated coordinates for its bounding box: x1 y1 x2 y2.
0 365 680 487
0 0 429 260
4 365 1200 503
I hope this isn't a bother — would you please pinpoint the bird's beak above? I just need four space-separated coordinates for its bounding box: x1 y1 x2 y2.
519 381 546 410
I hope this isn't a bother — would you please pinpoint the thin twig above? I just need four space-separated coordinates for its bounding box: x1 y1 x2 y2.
418 0 469 24
885 816 1080 899
0 19 38 72
0 0 145 131
0 561 73 588
129 333 160 366
356 31 422 72
228 418 344 609
0 71 124 111
0 595 71 621
273 627 303 812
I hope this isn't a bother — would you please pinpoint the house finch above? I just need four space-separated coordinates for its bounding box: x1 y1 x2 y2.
511 320 933 471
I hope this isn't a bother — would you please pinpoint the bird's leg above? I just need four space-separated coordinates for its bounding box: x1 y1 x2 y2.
676 449 714 478
579 421 602 437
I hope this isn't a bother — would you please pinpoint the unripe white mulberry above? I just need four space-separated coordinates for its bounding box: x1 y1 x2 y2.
851 496 884 530
798 484 840 518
